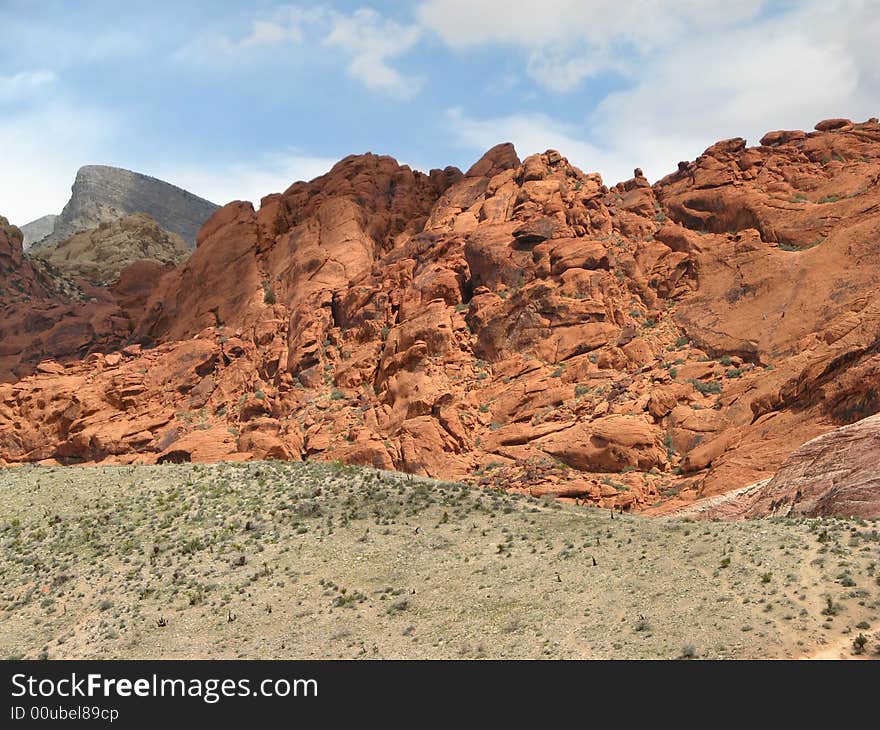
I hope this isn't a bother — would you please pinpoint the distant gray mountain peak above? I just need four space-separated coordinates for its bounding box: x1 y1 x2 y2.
24 164 218 251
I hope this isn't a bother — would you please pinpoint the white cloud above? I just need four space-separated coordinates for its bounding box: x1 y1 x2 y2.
0 70 56 104
238 18 304 49
418 0 763 92
442 0 880 185
151 152 338 209
324 8 423 99
525 51 618 95
418 0 762 49
176 5 422 98
175 6 319 61
588 0 880 181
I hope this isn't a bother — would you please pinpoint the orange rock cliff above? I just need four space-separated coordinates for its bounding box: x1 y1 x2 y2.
2 117 880 518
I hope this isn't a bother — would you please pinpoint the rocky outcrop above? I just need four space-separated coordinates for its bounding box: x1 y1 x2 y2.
0 215 164 383
31 213 189 285
680 414 880 520
134 153 461 342
31 165 217 250
2 118 880 516
739 414 880 518
652 117 880 498
19 214 57 250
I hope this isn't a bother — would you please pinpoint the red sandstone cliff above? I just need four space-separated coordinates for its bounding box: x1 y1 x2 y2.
2 118 879 516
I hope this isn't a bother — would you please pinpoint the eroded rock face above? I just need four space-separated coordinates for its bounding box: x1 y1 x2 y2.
30 165 218 250
0 216 163 382
2 119 880 515
31 213 189 285
686 414 880 520
653 117 880 499
19 214 57 250
739 414 880 518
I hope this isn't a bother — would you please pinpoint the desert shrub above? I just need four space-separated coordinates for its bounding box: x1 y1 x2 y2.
689 379 722 395
853 633 868 655
261 280 276 305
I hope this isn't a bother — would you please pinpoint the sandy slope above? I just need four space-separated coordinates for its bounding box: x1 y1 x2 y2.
1 462 878 659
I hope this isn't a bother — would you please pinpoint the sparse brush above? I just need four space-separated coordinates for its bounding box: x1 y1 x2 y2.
852 633 868 655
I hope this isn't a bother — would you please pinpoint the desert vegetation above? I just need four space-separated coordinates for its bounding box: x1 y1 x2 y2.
1 461 877 660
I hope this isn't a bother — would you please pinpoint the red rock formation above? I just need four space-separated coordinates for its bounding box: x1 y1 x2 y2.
655 117 880 497
0 216 163 382
680 413 880 520
2 118 880 516
740 414 880 518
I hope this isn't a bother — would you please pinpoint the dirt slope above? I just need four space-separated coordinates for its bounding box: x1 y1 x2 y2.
1 462 877 659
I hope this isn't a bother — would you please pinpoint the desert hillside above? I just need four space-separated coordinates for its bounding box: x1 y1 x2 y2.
1 117 880 518
30 213 189 286
1 462 877 660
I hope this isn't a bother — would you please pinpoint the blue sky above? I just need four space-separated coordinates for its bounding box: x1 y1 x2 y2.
1 0 878 225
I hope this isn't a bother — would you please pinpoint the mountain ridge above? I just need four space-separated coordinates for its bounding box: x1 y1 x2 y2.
25 164 218 250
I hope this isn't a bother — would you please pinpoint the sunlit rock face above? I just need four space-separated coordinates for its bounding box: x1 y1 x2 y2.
3 117 880 517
